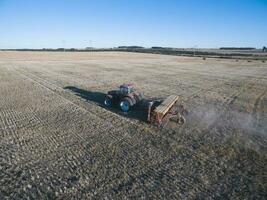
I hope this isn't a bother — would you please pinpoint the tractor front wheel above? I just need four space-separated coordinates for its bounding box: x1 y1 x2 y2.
104 95 112 107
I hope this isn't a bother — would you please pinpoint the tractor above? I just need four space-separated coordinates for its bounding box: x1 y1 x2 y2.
104 84 143 112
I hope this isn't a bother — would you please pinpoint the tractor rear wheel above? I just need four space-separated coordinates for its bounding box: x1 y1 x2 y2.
120 98 131 112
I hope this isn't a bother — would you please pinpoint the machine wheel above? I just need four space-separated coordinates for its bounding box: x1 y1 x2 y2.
104 95 112 107
120 98 131 112
177 114 186 125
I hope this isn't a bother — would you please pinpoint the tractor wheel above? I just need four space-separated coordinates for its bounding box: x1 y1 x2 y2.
120 98 131 112
104 95 112 107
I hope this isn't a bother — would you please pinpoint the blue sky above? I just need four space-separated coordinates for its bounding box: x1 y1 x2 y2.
0 0 266 48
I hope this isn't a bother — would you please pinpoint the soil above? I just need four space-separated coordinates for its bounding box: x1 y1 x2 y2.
0 51 266 199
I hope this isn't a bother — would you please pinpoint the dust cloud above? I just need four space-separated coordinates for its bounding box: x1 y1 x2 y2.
189 104 266 136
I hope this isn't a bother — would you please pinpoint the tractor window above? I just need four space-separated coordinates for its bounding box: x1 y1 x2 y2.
120 87 128 94
120 86 134 94
129 87 134 93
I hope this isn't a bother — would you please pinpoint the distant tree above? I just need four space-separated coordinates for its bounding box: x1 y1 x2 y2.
118 46 144 49
220 47 255 50
263 46 267 52
56 48 64 51
151 46 164 49
151 47 173 50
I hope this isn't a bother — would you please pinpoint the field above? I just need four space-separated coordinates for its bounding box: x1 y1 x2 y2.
0 51 266 199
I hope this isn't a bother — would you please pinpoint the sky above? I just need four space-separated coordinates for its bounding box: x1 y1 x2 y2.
0 0 266 49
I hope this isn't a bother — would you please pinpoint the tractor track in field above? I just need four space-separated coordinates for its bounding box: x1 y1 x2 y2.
252 88 267 125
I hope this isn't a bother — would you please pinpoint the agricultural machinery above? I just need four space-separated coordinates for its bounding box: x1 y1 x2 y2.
104 84 187 125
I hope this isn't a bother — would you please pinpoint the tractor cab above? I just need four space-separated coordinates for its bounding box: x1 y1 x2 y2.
119 84 134 95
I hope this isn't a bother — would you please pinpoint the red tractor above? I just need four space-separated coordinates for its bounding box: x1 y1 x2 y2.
104 84 143 112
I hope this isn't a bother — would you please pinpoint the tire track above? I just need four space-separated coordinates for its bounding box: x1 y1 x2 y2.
252 88 267 126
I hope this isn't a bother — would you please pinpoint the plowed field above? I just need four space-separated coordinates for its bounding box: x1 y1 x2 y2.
0 52 266 199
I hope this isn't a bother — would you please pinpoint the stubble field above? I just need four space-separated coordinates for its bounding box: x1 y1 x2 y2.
0 51 266 199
